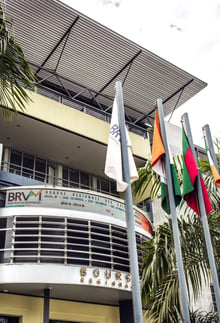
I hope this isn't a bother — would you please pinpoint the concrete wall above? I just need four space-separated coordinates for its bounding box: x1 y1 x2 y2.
0 293 120 323
22 91 150 161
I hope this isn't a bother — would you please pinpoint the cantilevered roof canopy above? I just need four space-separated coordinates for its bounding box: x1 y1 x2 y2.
4 0 206 131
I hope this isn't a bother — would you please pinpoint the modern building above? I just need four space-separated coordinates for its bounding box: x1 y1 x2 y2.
0 0 207 322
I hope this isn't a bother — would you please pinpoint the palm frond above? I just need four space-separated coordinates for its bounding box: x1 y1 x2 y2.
190 309 218 322
133 159 160 200
141 213 219 321
0 4 36 119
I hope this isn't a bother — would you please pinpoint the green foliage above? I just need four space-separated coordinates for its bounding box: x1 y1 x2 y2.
133 159 160 200
190 309 218 322
0 4 35 119
141 220 181 322
141 214 220 322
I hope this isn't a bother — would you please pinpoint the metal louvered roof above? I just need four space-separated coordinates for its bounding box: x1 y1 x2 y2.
4 0 207 131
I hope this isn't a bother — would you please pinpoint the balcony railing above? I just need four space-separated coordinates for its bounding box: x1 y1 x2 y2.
35 84 147 137
1 161 119 197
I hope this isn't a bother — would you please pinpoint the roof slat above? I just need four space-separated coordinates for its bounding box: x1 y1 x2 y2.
4 0 207 127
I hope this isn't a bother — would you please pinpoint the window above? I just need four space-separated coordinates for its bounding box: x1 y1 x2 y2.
62 167 69 187
100 178 109 194
8 149 47 183
63 167 79 188
6 148 119 197
35 158 46 181
0 317 19 323
80 171 90 189
110 181 117 196
69 169 79 187
23 154 34 178
9 150 22 174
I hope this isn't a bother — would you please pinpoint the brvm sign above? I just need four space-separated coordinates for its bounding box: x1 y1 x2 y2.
7 189 43 203
5 187 152 235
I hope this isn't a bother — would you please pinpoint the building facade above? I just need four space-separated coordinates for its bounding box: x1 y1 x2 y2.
0 89 153 323
0 0 207 322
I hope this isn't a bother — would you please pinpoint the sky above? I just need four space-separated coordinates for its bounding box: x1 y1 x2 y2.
61 0 220 147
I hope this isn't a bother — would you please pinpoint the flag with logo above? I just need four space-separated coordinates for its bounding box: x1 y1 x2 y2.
104 98 139 192
182 125 212 215
151 108 181 214
204 135 220 187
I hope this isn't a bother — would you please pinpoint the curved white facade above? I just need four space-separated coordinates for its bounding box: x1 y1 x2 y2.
0 186 152 305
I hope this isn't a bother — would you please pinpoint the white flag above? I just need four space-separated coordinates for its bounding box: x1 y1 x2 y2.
104 98 139 192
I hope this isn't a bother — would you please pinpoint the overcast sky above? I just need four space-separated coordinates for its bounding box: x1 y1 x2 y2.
61 0 220 147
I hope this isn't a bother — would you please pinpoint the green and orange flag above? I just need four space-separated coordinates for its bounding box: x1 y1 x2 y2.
204 136 220 187
151 109 181 214
182 126 212 215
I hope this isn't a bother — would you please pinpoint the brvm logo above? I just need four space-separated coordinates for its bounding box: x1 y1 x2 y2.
7 189 43 202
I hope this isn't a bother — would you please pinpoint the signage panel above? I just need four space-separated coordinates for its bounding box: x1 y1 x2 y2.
79 266 132 290
5 187 152 234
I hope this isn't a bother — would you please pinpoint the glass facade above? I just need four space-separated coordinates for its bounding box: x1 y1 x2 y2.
2 148 118 197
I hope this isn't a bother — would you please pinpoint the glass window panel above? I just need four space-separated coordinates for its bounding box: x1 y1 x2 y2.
35 158 46 173
94 177 101 191
62 167 69 187
70 169 79 187
62 167 68 180
110 181 117 196
35 158 46 182
9 150 22 174
80 171 90 188
23 154 34 178
23 154 34 169
100 178 109 193
10 150 22 165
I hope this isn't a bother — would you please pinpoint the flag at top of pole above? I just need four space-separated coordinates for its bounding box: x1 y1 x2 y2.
203 125 220 187
104 97 139 192
182 124 212 216
151 108 181 214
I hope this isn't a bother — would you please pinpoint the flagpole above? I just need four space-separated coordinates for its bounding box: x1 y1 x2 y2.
182 113 220 319
116 81 143 323
203 124 219 172
157 99 190 322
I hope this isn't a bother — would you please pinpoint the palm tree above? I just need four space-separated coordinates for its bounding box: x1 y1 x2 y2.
0 4 35 119
141 211 220 322
133 142 220 322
